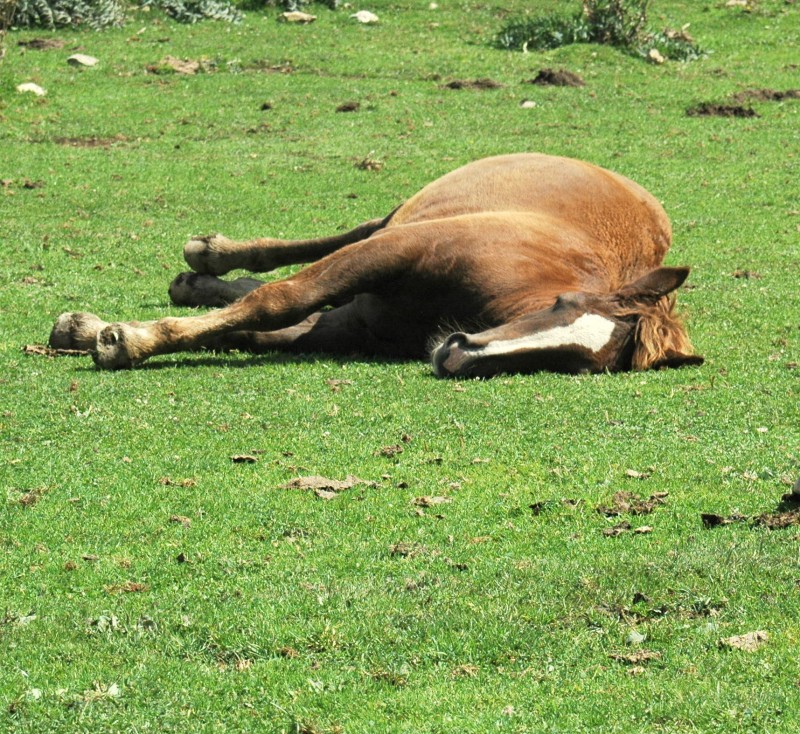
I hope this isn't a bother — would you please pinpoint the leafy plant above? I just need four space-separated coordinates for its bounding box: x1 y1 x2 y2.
495 0 705 62
1 0 15 59
11 0 123 28
11 0 241 27
237 0 337 11
146 0 242 24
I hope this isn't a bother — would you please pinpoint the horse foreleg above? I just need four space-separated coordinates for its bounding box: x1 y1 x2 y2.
183 211 397 276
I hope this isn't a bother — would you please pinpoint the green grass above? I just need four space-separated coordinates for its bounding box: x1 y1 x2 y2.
2 0 800 731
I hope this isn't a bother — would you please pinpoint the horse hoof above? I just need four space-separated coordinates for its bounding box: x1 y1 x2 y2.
168 272 203 307
49 312 107 351
183 234 233 276
93 324 137 369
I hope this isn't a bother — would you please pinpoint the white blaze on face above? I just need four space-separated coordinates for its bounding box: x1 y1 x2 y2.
480 313 616 357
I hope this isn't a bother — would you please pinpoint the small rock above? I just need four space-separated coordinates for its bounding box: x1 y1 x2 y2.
351 10 379 23
520 100 537 109
67 54 98 67
16 83 46 96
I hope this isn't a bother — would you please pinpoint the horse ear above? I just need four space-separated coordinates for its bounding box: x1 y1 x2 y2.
616 267 690 306
651 349 705 370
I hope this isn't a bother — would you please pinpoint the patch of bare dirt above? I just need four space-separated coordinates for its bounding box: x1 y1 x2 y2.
596 491 668 517
702 493 800 530
281 475 376 500
526 68 585 87
336 101 360 113
719 630 768 652
609 650 661 665
18 38 66 50
443 78 503 90
53 135 128 148
230 454 259 464
686 103 759 118
105 581 149 594
529 498 583 515
730 88 800 103
147 56 201 75
754 508 800 530
700 512 748 528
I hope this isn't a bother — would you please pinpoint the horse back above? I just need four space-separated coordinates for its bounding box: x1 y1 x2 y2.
388 154 671 288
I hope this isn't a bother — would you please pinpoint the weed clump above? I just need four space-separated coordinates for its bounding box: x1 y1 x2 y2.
9 0 242 28
495 0 705 62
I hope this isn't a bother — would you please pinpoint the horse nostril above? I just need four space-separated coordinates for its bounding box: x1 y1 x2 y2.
445 332 467 349
433 332 474 377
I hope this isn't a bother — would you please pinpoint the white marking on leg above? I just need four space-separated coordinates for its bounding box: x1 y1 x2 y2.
481 314 616 356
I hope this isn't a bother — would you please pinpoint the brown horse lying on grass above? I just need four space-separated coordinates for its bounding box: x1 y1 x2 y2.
50 153 703 376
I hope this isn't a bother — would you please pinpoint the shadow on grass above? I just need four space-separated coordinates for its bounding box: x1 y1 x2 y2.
60 350 421 373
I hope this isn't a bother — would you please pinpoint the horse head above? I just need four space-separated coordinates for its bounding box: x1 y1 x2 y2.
431 267 703 378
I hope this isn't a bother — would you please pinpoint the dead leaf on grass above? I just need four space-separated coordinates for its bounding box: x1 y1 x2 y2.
377 444 403 458
314 489 339 501
624 468 651 480
281 475 370 492
412 495 452 508
370 669 408 686
325 378 353 392
105 581 149 594
602 521 631 537
158 477 198 488
16 487 48 507
719 630 768 652
701 512 748 528
451 663 479 678
355 154 383 171
609 650 661 665
169 515 192 527
389 542 425 558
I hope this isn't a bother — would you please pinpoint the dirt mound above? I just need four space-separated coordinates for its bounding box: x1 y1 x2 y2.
443 78 503 90
686 103 759 118
730 88 800 103
526 68 585 87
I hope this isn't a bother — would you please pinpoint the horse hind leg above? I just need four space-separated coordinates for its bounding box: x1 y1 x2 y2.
183 210 398 276
168 272 265 308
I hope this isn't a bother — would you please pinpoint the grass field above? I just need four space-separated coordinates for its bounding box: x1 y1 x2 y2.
2 0 799 731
